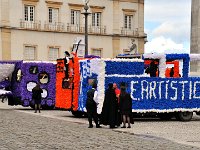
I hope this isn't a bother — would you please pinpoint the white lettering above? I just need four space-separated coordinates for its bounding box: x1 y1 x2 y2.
194 81 200 99
158 81 165 99
165 80 169 99
149 81 157 99
131 81 139 100
170 81 177 100
141 80 149 99
180 81 188 100
189 81 192 100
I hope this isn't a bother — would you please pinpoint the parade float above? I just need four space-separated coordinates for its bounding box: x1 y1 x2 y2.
1 53 200 121
55 53 200 121
0 60 56 109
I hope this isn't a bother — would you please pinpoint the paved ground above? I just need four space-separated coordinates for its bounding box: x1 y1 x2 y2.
0 102 200 150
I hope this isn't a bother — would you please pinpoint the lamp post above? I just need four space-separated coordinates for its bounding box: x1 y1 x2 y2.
82 0 91 57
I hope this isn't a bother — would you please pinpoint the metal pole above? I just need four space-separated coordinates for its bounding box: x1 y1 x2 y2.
85 8 88 56
82 3 90 57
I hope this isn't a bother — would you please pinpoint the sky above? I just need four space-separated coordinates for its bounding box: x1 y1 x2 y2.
144 0 191 54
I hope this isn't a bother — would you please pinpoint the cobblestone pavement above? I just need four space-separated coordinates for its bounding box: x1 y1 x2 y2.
0 103 200 150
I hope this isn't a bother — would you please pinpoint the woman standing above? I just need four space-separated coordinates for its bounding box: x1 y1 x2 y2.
101 83 118 128
119 82 132 128
32 83 43 113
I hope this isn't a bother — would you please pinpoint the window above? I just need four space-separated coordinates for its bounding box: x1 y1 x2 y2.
24 5 34 21
124 15 133 29
71 10 80 25
92 49 102 57
24 46 36 60
49 47 59 61
92 12 101 26
48 8 59 23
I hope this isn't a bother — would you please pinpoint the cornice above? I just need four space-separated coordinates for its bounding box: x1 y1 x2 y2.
45 0 63 5
22 0 39 2
68 3 84 8
122 9 136 12
113 0 144 4
90 5 105 10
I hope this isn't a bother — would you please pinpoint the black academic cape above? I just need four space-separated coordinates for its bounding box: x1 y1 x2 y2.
101 88 119 127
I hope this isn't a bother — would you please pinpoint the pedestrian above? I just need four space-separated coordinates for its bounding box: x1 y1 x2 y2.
149 60 158 77
32 83 43 113
113 83 120 102
113 83 121 126
101 83 118 128
64 51 70 80
119 82 133 128
86 83 101 128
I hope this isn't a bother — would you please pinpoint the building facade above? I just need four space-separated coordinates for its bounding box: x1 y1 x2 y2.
191 0 200 72
0 0 145 61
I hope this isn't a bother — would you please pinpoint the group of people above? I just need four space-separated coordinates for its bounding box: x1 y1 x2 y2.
86 82 133 129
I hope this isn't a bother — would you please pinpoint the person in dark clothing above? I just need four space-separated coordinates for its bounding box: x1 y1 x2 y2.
86 83 101 128
64 51 70 80
101 83 119 128
32 83 43 113
149 60 158 77
170 67 174 77
119 82 133 128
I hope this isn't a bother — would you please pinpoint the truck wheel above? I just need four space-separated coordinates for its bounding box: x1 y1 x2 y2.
71 110 84 118
196 112 200 116
158 113 174 120
175 112 193 121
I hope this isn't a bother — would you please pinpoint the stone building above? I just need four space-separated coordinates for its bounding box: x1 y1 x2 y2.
0 0 145 61
191 0 200 71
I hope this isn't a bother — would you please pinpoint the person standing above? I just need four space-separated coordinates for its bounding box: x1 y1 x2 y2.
113 83 120 102
119 82 133 128
86 83 101 128
149 60 158 77
32 83 43 113
101 83 118 128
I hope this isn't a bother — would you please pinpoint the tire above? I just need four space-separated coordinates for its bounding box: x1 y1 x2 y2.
196 112 200 116
71 110 84 118
175 112 193 121
158 113 174 120
41 105 55 110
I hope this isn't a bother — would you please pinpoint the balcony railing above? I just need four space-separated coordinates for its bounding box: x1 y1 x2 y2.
88 25 106 34
66 24 84 33
20 19 41 30
121 28 139 36
66 24 107 35
44 22 65 31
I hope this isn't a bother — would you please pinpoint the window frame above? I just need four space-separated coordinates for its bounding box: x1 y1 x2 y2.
71 9 80 25
24 45 37 60
48 46 60 61
92 12 101 27
48 7 59 23
91 48 102 57
24 5 35 22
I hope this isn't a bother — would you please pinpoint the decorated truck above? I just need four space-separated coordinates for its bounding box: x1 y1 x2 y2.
55 53 200 121
1 53 200 121
0 61 56 109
